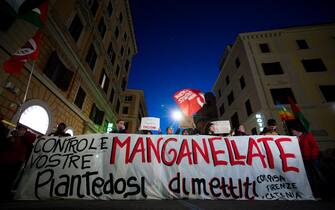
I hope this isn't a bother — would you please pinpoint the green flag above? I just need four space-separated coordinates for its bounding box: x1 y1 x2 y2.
288 97 310 131
20 1 48 28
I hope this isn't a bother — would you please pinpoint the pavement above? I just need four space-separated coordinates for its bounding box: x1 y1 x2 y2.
1 200 335 210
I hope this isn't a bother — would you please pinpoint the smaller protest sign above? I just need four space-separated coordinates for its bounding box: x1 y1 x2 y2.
211 120 231 134
140 117 160 131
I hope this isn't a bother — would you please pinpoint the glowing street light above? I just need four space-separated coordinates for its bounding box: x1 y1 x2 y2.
171 110 183 121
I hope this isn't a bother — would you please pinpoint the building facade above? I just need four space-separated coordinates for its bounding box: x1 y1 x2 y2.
119 89 148 133
213 23 335 150
0 0 144 135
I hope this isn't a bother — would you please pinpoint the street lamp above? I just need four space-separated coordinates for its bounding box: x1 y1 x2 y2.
171 110 183 122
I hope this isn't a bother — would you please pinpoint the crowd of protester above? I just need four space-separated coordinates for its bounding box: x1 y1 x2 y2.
0 115 333 200
0 119 71 199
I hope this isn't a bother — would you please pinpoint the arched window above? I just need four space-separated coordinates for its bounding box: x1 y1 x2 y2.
14 99 52 135
65 128 74 136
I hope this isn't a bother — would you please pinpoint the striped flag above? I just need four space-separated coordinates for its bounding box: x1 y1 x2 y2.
276 100 295 121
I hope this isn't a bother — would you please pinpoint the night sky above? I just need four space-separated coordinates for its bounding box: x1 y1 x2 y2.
128 0 335 132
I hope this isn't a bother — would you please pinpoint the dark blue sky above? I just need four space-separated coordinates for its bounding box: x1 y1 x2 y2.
128 0 335 132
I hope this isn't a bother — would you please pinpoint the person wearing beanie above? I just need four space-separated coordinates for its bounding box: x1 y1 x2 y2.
289 120 319 161
287 119 321 199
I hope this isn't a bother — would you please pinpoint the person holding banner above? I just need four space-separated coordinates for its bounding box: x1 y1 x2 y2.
48 122 71 137
142 130 153 135
166 127 173 134
182 129 190 135
0 124 36 199
260 119 279 135
158 127 175 135
193 92 218 135
288 120 322 199
205 123 216 135
110 119 127 133
234 125 247 136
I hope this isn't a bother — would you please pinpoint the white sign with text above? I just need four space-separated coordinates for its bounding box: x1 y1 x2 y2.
140 117 160 131
212 120 231 134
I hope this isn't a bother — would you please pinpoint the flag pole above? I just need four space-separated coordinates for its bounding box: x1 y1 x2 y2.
15 62 35 126
23 61 35 104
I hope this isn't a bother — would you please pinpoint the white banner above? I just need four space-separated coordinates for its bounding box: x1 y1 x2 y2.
15 134 314 200
140 117 160 131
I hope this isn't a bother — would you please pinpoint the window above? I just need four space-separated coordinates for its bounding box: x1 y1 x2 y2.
44 52 74 91
240 76 246 89
125 60 130 72
245 99 253 116
99 70 109 93
109 88 115 104
301 59 327 72
68 15 83 42
296 40 309 49
219 103 225 116
125 96 133 102
107 43 116 65
107 2 113 17
86 44 97 70
228 91 234 105
119 13 123 23
231 112 239 130
122 106 129 114
235 57 240 68
116 65 120 77
259 43 270 53
124 32 127 40
107 43 113 55
98 18 106 38
19 102 50 134
120 46 124 57
74 86 86 109
270 88 296 105
225 76 230 85
218 89 221 98
88 0 98 16
319 85 335 102
262 62 284 75
121 78 127 91
251 127 257 135
65 128 74 136
111 53 116 65
115 99 120 114
114 27 119 39
89 103 104 125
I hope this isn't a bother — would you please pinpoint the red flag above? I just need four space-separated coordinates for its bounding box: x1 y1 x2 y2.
3 30 42 74
288 96 310 131
173 89 205 116
3 1 48 74
288 97 300 113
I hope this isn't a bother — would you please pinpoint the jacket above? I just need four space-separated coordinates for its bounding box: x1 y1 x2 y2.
298 132 319 160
